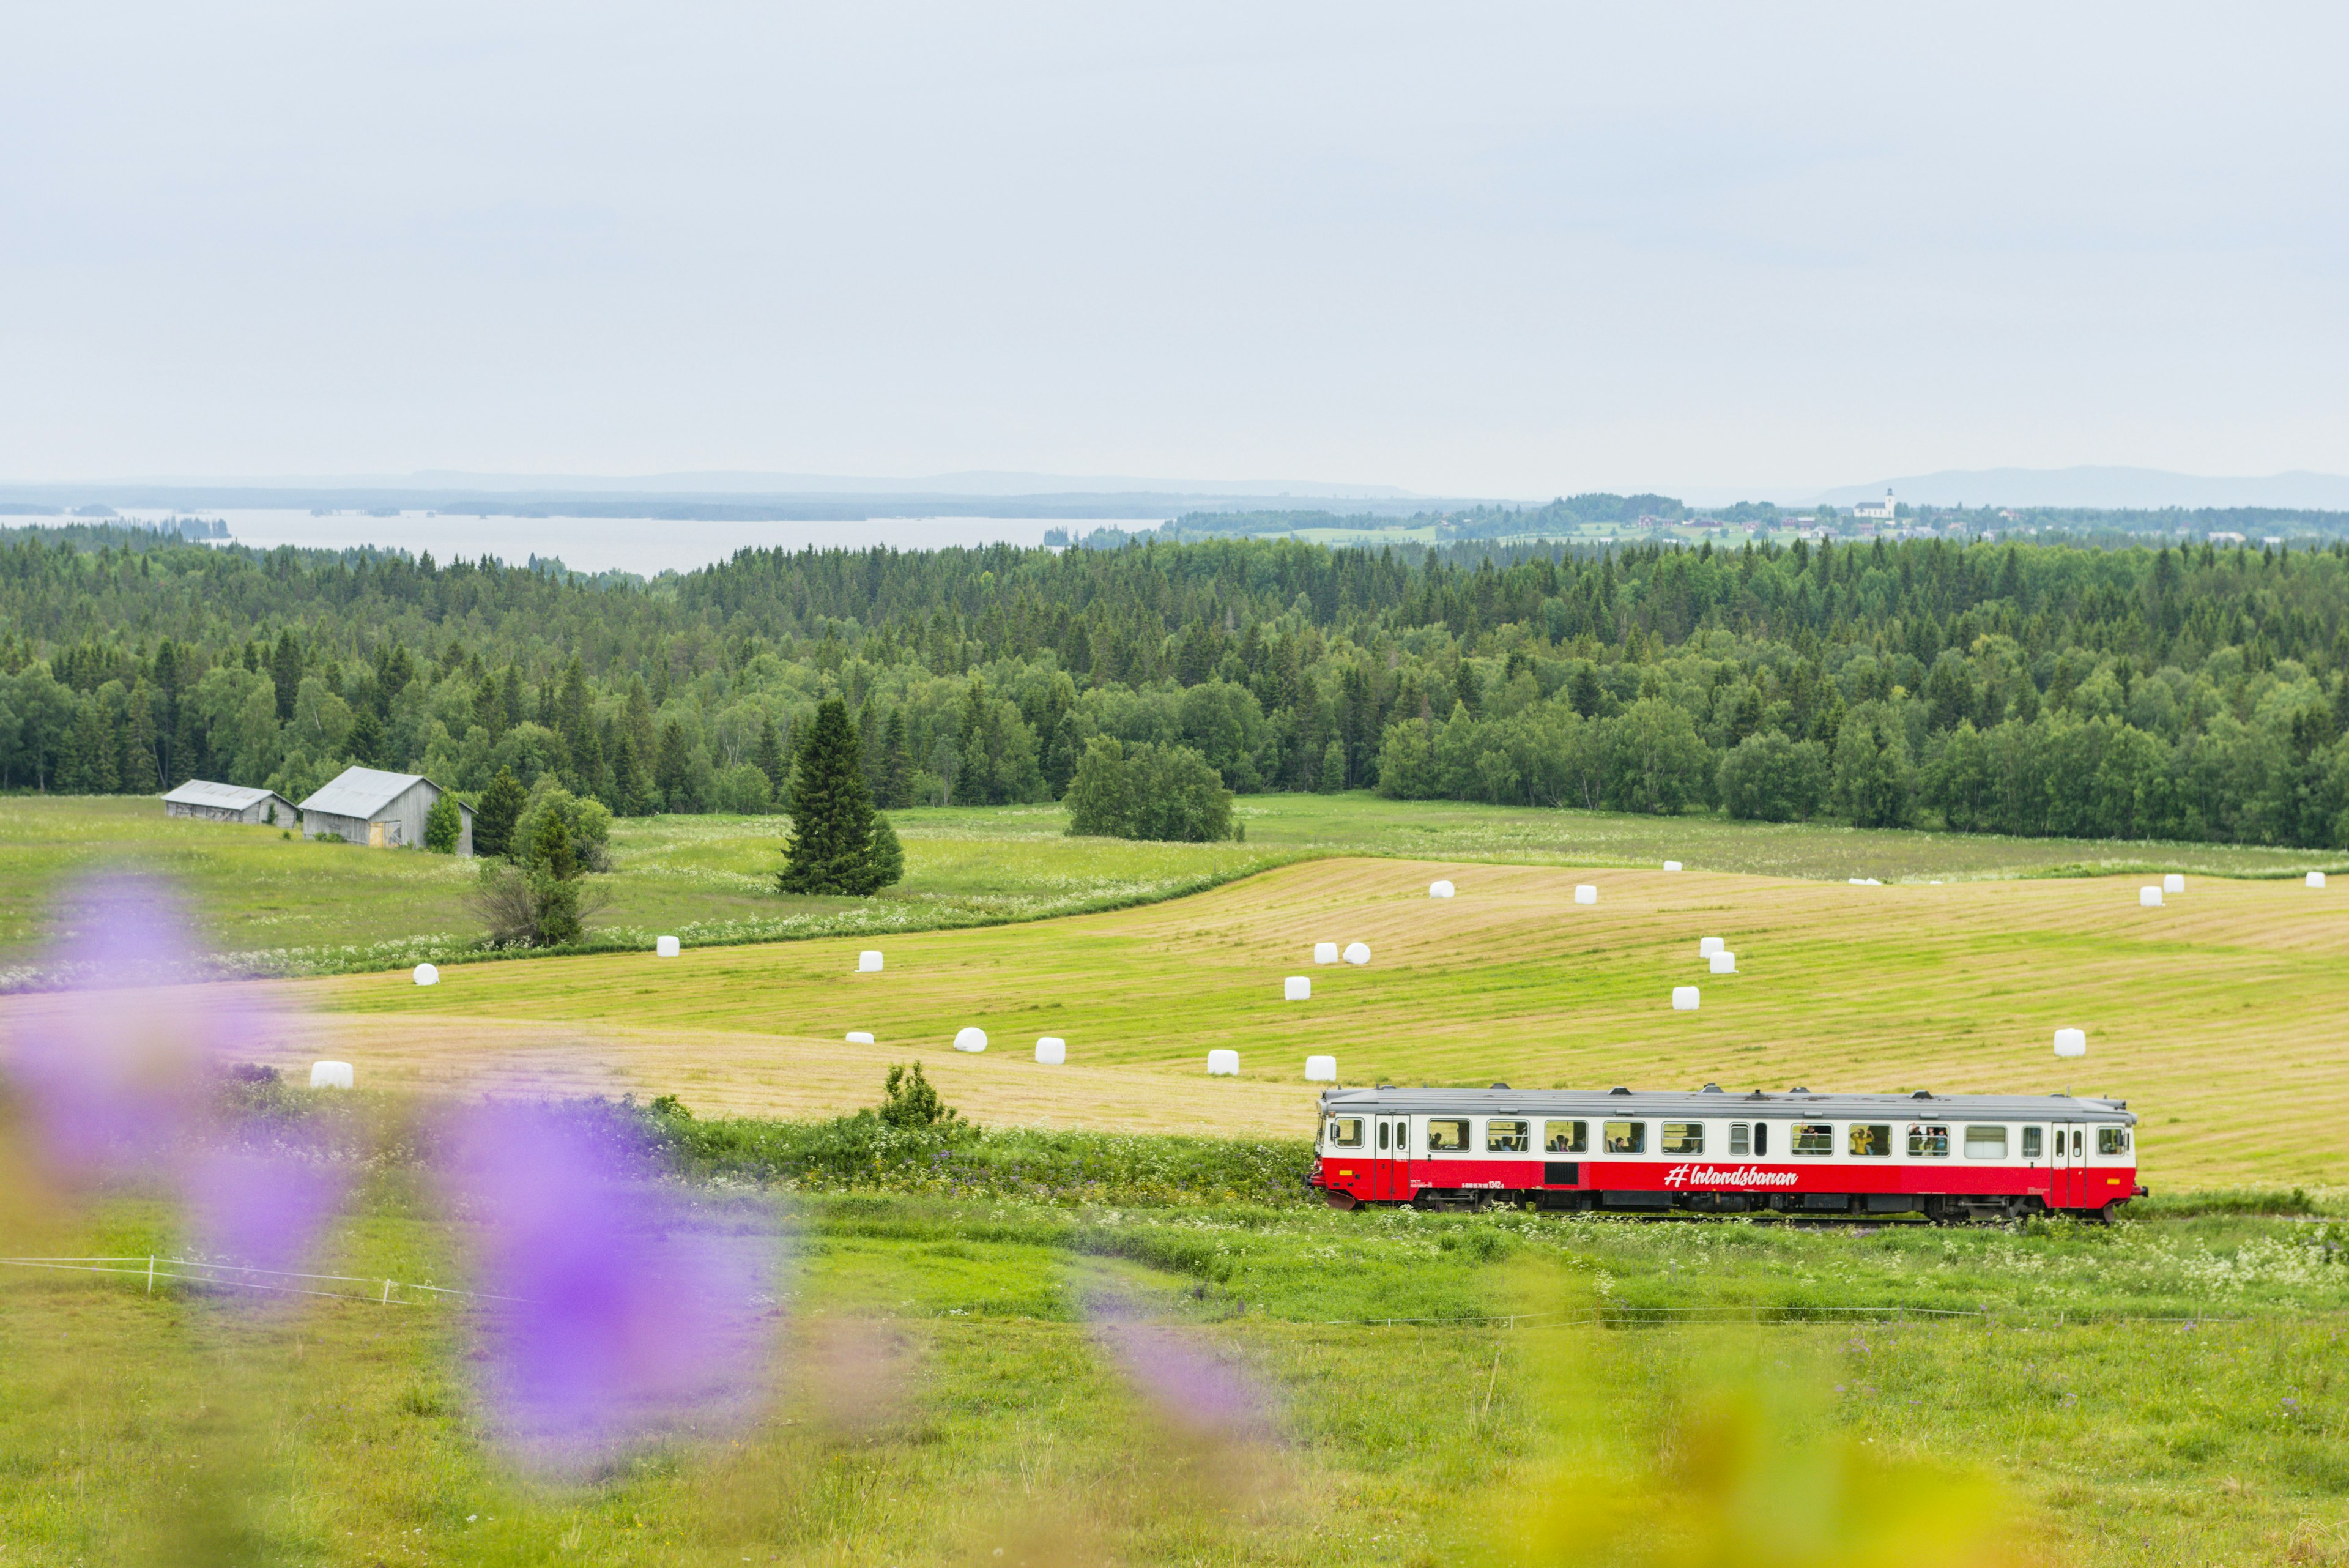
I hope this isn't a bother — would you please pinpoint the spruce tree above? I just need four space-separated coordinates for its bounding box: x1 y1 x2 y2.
655 718 690 809
612 733 653 816
346 708 385 767
121 694 160 793
880 710 912 809
475 767 527 858
270 629 304 720
778 697 893 896
752 715 787 803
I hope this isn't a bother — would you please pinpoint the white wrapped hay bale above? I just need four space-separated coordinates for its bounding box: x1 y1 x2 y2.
846 1031 875 1044
309 1061 354 1090
656 935 680 958
1663 860 1682 872
1304 1054 1337 1082
1428 879 1455 899
1698 937 1724 957
858 949 883 972
1343 941 1371 965
1574 885 1597 905
1206 1049 1239 1076
2139 886 2163 907
412 962 439 986
1709 951 1737 974
1034 1036 1066 1065
1283 976 1311 1001
1313 942 1338 964
2309 871 2328 888
2054 1027 2087 1059
1671 986 1699 1011
2164 874 2185 894
952 1027 987 1053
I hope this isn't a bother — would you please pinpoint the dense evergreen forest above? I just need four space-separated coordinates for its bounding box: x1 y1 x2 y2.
4 523 2349 848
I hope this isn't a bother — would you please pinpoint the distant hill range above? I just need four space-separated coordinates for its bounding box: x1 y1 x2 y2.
1812 467 2349 511
0 469 1445 523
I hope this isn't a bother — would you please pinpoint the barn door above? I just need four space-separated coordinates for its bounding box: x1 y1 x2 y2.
368 820 387 847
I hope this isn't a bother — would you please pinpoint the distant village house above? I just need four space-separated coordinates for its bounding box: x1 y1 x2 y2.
296 767 473 855
161 779 298 826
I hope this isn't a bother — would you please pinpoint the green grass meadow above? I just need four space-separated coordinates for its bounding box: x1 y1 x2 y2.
4 1120 2348 1567
7 796 2349 1564
0 792 2336 980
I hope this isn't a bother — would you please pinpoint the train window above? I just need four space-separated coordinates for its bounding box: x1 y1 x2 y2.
1327 1118 1364 1149
1728 1122 1750 1156
1486 1119 1530 1153
1660 1122 1704 1155
1792 1123 1834 1156
1544 1120 1587 1153
1754 1121 1768 1157
1427 1119 1471 1152
2072 1128 2084 1158
1906 1124 1950 1157
1377 1120 1390 1152
2098 1128 2131 1155
1964 1126 2009 1159
1848 1123 1891 1157
1602 1120 1646 1154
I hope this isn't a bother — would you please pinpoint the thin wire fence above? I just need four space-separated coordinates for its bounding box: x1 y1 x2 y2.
0 1255 497 1305
1321 1304 1987 1328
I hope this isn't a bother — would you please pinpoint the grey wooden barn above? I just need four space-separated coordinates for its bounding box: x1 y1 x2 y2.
297 767 473 854
161 779 299 826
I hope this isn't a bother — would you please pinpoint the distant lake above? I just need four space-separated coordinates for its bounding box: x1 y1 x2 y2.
103 509 1159 577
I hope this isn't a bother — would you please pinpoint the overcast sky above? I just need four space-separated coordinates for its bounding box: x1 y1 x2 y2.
6 4 2345 499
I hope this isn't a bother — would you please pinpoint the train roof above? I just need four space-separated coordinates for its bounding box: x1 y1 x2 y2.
1316 1085 2135 1124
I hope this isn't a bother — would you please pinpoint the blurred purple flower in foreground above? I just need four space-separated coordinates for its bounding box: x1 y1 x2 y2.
1088 1287 1278 1440
4 874 240 1189
185 1137 352 1285
439 1099 779 1472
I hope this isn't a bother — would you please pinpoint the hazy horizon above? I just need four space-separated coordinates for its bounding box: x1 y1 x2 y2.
7 6 2345 497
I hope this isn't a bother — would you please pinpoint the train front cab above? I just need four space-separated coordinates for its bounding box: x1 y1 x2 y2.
1315 1099 2140 1221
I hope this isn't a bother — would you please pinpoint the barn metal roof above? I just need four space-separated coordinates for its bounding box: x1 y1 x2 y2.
1316 1086 2134 1124
161 779 289 811
297 766 437 819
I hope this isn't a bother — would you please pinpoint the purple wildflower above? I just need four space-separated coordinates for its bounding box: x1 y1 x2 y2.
1088 1286 1278 1440
184 1137 352 1285
439 1099 779 1471
4 874 241 1189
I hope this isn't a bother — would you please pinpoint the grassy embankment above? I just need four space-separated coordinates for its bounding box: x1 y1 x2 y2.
2 1107 2345 1568
0 793 2336 979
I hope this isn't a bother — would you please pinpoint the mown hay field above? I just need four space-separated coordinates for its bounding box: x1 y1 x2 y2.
197 856 2349 1191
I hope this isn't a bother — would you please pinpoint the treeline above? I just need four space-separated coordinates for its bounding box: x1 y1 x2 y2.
3 523 2349 847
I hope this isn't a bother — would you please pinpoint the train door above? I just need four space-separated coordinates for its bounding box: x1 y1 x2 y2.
2051 1121 2081 1209
1374 1116 1411 1202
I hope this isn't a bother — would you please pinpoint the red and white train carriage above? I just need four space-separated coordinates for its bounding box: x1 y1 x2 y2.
1310 1083 2144 1221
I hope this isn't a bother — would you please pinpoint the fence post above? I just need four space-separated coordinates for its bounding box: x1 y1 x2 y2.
382 1279 393 1306
146 1256 154 1295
